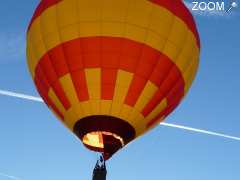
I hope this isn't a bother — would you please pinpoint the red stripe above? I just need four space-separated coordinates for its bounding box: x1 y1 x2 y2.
146 95 182 128
63 39 84 71
125 76 147 106
35 59 67 118
142 62 185 117
124 46 159 106
37 51 71 110
51 81 71 109
119 40 142 72
71 70 89 101
150 0 200 48
35 74 64 120
39 54 58 86
146 76 185 128
101 69 117 100
81 37 101 68
28 0 62 31
48 45 69 77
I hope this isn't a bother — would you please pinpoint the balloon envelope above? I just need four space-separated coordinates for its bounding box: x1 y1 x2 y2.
27 0 200 160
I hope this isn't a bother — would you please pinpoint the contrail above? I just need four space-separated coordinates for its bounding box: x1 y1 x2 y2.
0 89 43 102
0 89 240 142
0 172 21 180
160 122 240 141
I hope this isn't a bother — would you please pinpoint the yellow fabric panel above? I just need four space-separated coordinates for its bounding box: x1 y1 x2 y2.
48 88 66 115
111 101 122 117
168 18 188 49
126 0 153 27
115 70 133 86
113 70 133 102
111 70 133 116
184 55 200 93
27 20 46 65
80 101 92 117
102 0 129 22
79 22 101 37
64 104 80 129
145 30 167 53
149 6 174 38
125 25 147 44
73 103 84 118
129 111 145 137
59 74 79 105
150 4 173 24
162 41 180 62
100 100 112 115
27 19 42 45
27 0 199 79
59 24 79 42
134 81 158 111
43 31 61 52
85 68 101 100
56 0 78 28
145 99 167 122
26 41 38 76
176 33 195 74
120 104 132 120
90 100 101 115
77 0 101 22
40 5 58 36
101 22 125 37
176 30 199 75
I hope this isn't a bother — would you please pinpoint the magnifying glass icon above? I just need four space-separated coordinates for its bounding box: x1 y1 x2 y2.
227 1 238 12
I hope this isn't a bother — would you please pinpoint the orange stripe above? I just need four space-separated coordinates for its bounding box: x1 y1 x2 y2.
149 0 200 48
28 0 62 31
34 36 185 114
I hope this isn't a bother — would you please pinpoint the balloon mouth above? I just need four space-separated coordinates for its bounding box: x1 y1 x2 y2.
82 131 124 160
73 115 136 160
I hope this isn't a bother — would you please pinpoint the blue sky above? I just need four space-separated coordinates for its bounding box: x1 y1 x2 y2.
0 1 239 180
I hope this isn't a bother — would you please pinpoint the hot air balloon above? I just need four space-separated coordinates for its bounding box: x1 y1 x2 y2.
26 0 200 172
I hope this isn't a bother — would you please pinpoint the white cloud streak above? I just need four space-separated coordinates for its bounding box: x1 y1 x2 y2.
161 122 240 141
0 89 240 142
0 89 43 102
0 172 21 180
